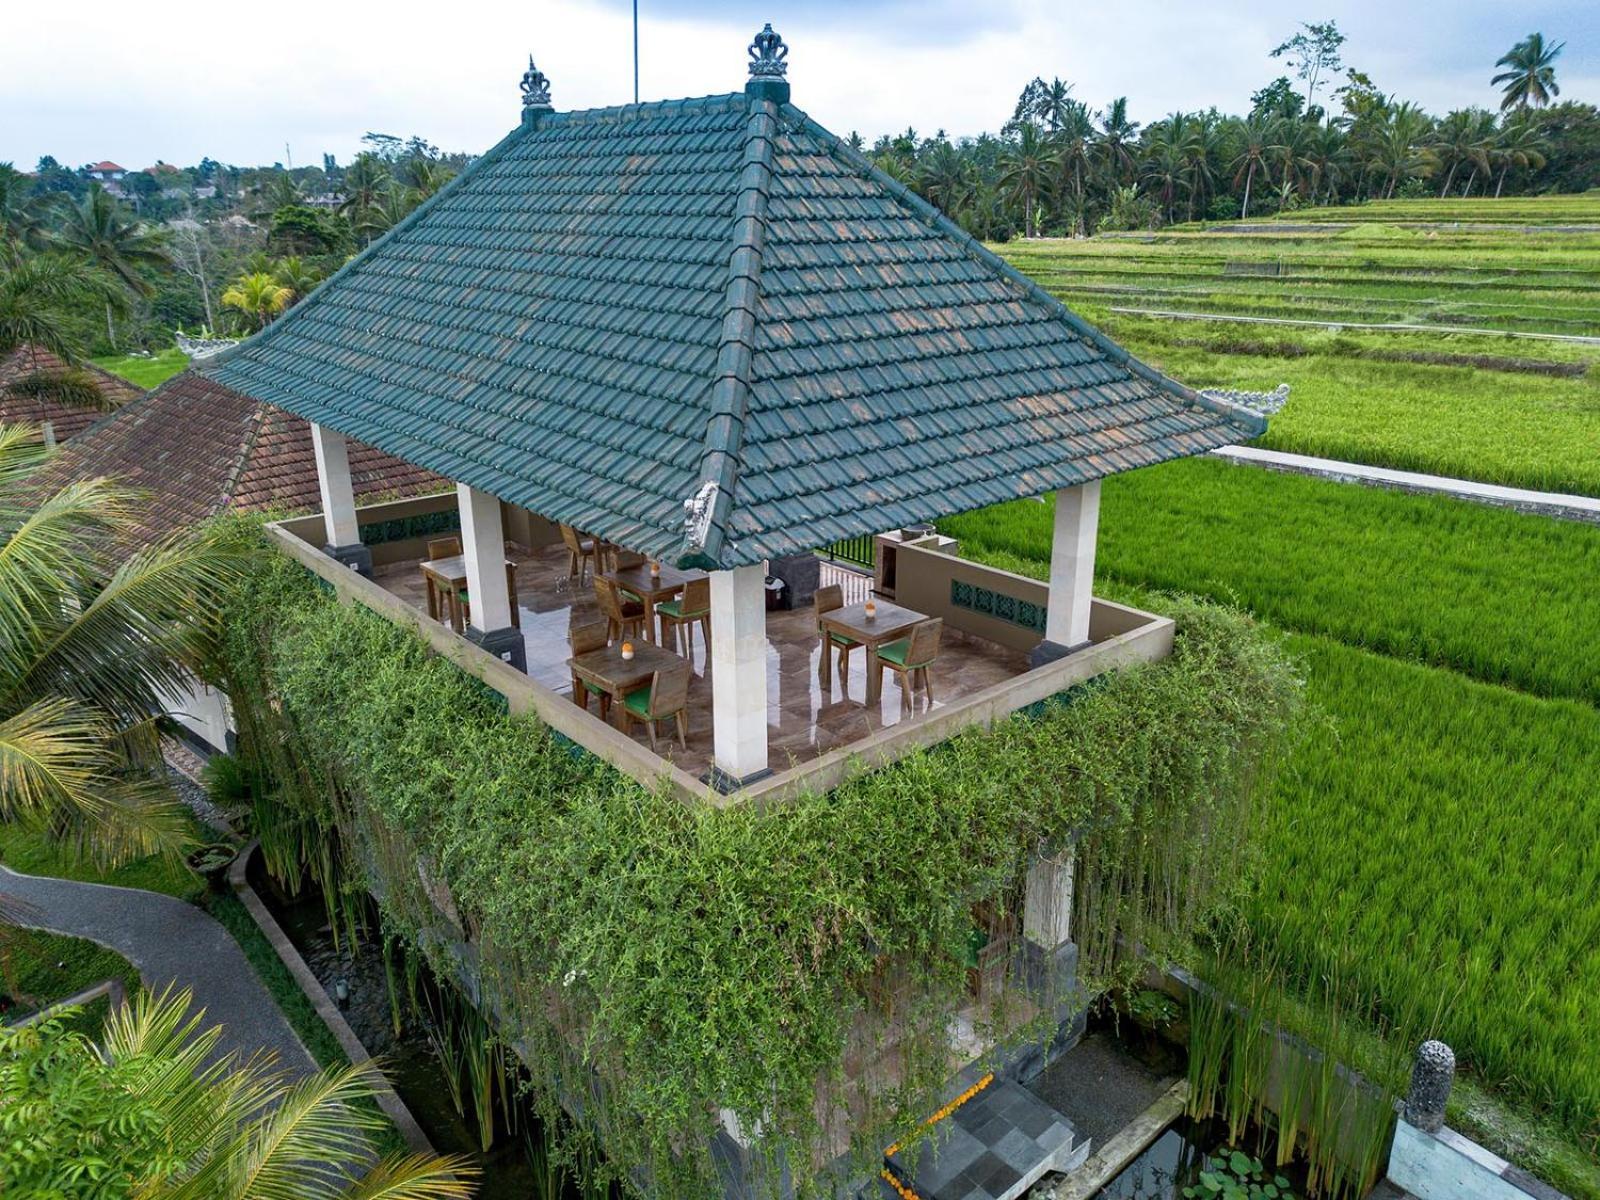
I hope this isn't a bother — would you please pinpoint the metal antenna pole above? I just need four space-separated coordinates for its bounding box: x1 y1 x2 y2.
633 0 639 103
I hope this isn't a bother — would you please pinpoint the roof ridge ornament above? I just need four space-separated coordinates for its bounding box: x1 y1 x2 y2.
520 55 552 118
747 23 788 78
744 23 791 104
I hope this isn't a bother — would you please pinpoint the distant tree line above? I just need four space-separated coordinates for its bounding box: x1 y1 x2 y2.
856 28 1594 240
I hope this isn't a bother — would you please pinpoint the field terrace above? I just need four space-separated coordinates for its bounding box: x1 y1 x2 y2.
209 46 1266 801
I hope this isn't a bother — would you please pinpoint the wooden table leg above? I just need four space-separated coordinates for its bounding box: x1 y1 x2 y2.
866 647 881 705
425 576 439 622
449 591 465 634
819 628 833 690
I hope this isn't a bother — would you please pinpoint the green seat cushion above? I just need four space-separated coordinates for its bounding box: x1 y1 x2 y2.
877 637 913 666
817 622 859 647
623 685 653 718
658 599 709 620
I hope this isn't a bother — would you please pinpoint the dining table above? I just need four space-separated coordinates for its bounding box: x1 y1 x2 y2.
601 562 708 645
818 598 928 705
420 554 520 634
568 638 685 726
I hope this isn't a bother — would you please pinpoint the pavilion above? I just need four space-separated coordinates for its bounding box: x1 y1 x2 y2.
196 26 1265 789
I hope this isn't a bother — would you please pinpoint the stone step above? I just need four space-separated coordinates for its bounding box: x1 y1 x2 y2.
875 1078 1090 1200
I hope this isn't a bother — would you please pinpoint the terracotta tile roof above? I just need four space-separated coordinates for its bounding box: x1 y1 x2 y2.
32 370 443 541
0 346 145 440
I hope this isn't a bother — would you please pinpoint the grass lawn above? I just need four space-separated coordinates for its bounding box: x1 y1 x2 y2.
0 929 138 1035
0 822 204 902
942 458 1600 705
91 347 190 390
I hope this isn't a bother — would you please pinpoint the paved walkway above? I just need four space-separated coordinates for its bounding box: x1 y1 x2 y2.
0 865 315 1074
1213 445 1600 524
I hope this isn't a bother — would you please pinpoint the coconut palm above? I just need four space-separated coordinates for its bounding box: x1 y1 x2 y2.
50 186 170 350
1302 124 1351 207
0 164 58 260
917 141 973 218
1491 118 1550 198
0 255 125 363
1431 110 1497 197
1228 115 1274 219
1367 103 1437 199
273 255 324 306
221 272 291 331
1095 98 1141 188
1051 101 1095 235
0 984 477 1198
0 425 243 863
998 123 1056 238
1493 33 1564 112
1140 125 1189 226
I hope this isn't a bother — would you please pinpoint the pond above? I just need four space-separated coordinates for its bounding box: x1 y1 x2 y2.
1092 1115 1310 1200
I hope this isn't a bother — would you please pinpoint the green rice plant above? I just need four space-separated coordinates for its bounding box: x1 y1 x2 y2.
942 460 1600 705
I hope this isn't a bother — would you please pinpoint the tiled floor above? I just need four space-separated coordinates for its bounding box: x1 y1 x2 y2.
374 544 1030 779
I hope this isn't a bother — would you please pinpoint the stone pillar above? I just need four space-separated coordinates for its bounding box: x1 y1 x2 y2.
1024 850 1075 950
1042 480 1101 654
709 564 769 789
310 422 371 576
1403 1040 1455 1134
457 483 525 670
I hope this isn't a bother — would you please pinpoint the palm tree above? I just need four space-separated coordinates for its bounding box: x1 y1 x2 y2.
1182 113 1224 221
0 255 124 363
1268 118 1315 210
1229 115 1274 219
1303 124 1352 207
1491 118 1550 198
998 123 1056 238
400 159 456 201
1095 98 1141 188
917 142 973 218
1367 103 1436 199
1140 124 1189 226
1051 101 1095 235
0 164 57 259
1493 33 1564 111
221 272 291 331
273 256 324 306
0 427 242 863
0 984 477 1198
1431 110 1496 197
51 186 170 350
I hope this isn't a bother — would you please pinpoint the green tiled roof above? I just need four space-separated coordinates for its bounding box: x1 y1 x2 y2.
203 87 1264 570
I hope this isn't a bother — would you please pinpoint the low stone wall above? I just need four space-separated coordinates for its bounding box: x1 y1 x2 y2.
277 494 560 569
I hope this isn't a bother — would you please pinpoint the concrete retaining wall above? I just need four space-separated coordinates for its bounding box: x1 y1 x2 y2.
1389 1119 1569 1200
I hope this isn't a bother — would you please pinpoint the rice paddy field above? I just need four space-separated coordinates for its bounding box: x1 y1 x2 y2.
996 194 1600 495
980 197 1600 1194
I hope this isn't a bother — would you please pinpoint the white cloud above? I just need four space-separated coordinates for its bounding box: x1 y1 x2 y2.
2 0 1594 169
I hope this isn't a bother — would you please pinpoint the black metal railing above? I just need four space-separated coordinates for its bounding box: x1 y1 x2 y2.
821 535 875 570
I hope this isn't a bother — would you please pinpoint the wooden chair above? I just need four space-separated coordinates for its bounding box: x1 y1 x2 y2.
427 537 465 626
569 617 612 718
876 618 942 708
813 584 860 681
594 577 646 644
657 576 711 659
560 523 599 582
621 666 691 751
458 562 522 630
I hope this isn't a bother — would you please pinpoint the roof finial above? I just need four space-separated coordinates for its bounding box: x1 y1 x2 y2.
745 23 791 103
747 23 788 78
520 55 552 119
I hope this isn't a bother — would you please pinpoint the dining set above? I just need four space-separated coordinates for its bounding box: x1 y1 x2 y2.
814 585 943 709
561 525 710 752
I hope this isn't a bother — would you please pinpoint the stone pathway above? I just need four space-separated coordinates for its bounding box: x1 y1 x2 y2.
0 865 315 1075
1213 445 1600 525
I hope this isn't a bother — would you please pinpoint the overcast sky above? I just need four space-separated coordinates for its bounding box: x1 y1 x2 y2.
4 0 1596 170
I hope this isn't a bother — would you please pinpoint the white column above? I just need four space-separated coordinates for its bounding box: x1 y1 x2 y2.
1046 480 1101 648
1023 850 1075 949
457 483 513 632
710 564 768 782
310 422 360 548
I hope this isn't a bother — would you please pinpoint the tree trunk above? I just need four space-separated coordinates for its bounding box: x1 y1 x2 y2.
1461 168 1477 198
105 302 117 351
1495 166 1508 198
1241 162 1254 220
1440 161 1458 197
